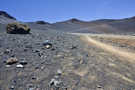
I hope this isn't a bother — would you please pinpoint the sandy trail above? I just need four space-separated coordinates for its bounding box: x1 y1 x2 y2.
80 35 135 63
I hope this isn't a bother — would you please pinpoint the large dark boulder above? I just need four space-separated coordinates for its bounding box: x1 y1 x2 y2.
6 23 31 34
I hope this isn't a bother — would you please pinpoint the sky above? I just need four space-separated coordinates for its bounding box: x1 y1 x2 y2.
0 0 135 23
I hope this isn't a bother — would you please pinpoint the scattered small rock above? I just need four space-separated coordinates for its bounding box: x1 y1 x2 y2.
20 60 27 65
45 44 52 49
10 85 15 90
33 49 40 53
5 65 11 68
43 40 52 49
57 69 62 76
35 66 40 69
49 78 61 87
41 66 44 70
38 52 43 57
97 85 103 89
27 84 34 90
31 76 37 80
48 69 68 90
36 88 40 90
6 57 18 65
24 48 28 52
29 88 34 90
16 64 24 68
51 48 55 51
4 49 11 54
70 45 78 49
25 45 32 49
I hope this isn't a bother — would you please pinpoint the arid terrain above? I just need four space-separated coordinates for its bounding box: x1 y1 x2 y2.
0 11 135 90
90 35 135 53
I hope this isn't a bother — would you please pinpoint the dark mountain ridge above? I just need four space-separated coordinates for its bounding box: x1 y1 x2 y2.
0 11 16 20
1 11 135 34
0 11 17 24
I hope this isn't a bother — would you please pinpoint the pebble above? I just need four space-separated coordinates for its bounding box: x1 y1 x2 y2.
10 85 15 90
97 85 102 88
6 65 11 68
49 78 62 87
20 60 27 65
51 48 55 51
24 48 28 52
41 66 44 70
32 76 37 80
27 84 34 90
4 49 11 54
16 64 24 68
57 69 62 76
36 88 40 90
33 49 40 53
70 45 78 49
43 40 52 49
29 88 34 90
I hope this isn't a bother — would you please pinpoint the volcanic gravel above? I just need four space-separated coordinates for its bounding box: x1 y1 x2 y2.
0 29 135 90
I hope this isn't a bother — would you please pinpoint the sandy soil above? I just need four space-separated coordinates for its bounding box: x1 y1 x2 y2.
80 35 135 63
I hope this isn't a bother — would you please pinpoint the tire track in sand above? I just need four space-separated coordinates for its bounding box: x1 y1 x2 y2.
81 35 135 63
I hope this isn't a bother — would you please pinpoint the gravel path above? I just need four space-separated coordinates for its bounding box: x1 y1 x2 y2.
80 35 135 63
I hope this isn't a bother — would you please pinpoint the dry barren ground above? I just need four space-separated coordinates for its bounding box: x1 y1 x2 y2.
74 33 135 89
80 35 135 62
90 35 135 53
1 31 135 90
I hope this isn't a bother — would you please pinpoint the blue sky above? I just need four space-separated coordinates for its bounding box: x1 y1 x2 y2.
0 0 135 23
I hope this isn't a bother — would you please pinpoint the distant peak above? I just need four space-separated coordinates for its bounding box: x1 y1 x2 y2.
68 18 81 23
36 21 50 24
54 18 88 24
129 16 135 20
123 16 135 20
0 11 16 20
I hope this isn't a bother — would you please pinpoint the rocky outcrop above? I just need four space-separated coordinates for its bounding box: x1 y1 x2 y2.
6 57 18 65
6 23 31 34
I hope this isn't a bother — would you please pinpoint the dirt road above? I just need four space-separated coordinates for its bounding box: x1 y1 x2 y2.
80 35 135 63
